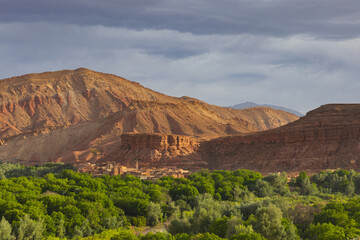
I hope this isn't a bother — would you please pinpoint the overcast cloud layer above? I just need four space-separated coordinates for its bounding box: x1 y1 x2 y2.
1 0 360 113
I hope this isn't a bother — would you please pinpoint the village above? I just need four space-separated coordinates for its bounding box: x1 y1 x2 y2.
78 160 190 180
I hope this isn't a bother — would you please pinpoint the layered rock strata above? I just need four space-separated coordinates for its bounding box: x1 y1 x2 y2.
114 133 205 170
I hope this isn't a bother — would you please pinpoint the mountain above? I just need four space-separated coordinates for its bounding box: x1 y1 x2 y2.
0 68 298 165
2 69 358 174
114 104 360 174
229 102 304 117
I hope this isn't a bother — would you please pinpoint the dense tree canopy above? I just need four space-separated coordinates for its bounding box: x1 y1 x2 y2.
1 162 360 239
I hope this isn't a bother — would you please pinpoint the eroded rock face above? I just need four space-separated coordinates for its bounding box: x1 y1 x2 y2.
112 133 205 169
120 133 199 150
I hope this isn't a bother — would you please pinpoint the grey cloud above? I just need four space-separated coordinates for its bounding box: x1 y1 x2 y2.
1 0 360 38
1 22 359 113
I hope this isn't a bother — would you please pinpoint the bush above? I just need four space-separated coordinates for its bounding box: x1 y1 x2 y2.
168 217 192 235
130 216 147 227
140 232 173 240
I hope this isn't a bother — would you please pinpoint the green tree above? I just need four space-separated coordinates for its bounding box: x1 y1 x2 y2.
192 194 222 233
140 232 173 240
304 223 347 240
300 177 318 195
314 207 351 228
193 179 215 195
295 171 308 187
4 209 26 223
263 173 289 196
229 232 266 240
114 198 149 216
192 232 225 240
253 180 273 198
175 233 191 240
72 225 83 239
145 185 164 203
175 200 191 212
0 217 15 240
57 219 65 238
225 218 251 238
209 217 229 238
111 231 138 240
17 215 45 240
163 201 179 220
147 202 163 226
345 180 355 195
169 184 199 202
80 219 93 237
252 204 298 240
217 182 234 201
211 173 224 187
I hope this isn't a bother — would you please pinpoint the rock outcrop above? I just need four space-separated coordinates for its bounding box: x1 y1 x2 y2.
113 133 205 169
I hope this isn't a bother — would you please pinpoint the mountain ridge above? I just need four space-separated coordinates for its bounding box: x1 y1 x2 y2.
229 101 304 117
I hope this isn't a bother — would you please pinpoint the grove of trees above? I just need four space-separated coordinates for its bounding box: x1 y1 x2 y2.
1 163 360 239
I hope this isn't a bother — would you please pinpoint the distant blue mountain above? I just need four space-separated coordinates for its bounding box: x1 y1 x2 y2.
229 102 304 117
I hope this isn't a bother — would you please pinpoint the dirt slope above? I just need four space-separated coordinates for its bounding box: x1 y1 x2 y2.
0 68 298 165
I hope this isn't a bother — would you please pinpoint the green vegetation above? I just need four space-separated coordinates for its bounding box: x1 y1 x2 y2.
1 163 360 239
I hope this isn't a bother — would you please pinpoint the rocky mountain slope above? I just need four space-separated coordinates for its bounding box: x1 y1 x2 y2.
0 68 298 165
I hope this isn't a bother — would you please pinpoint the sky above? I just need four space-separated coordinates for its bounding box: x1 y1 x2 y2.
0 0 360 114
